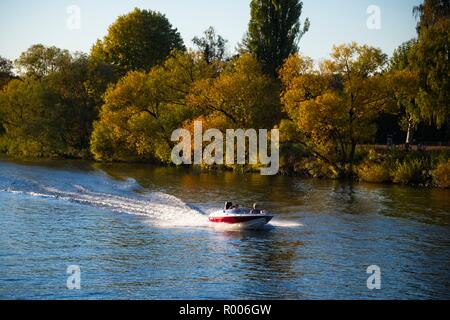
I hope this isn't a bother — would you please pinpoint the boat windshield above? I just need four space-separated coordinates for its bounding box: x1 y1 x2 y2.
225 208 242 214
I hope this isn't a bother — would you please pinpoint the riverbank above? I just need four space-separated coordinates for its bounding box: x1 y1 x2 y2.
268 145 450 189
2 145 450 189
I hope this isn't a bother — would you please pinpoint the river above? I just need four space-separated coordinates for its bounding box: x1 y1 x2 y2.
0 159 449 300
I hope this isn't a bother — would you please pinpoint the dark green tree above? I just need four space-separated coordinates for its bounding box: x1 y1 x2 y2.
0 56 13 75
0 56 14 89
413 0 450 32
410 20 449 128
192 26 227 64
389 39 417 72
411 0 450 128
15 44 71 78
244 0 310 77
0 48 99 158
91 8 185 76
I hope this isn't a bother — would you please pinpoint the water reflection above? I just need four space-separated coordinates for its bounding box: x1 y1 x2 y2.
208 230 303 299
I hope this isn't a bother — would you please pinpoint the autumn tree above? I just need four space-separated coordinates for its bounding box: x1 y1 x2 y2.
91 8 185 76
187 53 281 130
280 43 418 177
90 51 214 162
244 0 310 77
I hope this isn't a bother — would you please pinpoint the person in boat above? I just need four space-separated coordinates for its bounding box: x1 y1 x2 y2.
224 202 240 212
251 203 262 214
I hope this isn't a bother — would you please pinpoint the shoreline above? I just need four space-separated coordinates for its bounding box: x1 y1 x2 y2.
1 153 449 190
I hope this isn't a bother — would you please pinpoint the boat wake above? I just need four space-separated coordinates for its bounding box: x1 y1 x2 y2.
1 184 210 228
0 164 301 230
2 184 305 230
270 220 303 228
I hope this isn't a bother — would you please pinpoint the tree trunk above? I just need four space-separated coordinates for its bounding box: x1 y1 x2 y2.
405 119 413 145
405 117 413 152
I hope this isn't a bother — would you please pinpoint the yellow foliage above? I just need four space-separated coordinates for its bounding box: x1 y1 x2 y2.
357 163 391 183
432 161 450 189
91 51 213 162
279 43 418 175
187 53 280 129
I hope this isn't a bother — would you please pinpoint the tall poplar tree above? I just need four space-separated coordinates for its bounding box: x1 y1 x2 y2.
245 0 310 77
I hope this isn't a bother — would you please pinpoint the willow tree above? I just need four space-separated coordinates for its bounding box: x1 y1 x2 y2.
187 53 281 130
280 43 418 177
245 0 310 77
410 0 450 129
90 51 214 162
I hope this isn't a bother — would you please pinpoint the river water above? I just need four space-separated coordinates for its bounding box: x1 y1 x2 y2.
0 159 449 300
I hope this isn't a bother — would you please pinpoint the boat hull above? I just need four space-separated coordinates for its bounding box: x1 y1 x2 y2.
209 212 273 230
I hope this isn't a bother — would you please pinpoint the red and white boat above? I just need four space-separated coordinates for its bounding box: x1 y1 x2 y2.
209 203 273 229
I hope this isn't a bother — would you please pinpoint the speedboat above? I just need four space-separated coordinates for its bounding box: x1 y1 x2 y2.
209 202 273 230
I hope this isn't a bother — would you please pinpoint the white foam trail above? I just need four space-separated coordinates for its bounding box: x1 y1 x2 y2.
3 186 209 228
270 220 303 228
1 187 302 230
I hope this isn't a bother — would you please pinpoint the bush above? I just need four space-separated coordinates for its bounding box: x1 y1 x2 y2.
432 161 450 189
357 163 391 183
393 159 429 185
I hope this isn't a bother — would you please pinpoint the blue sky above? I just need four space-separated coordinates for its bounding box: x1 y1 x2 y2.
0 0 422 61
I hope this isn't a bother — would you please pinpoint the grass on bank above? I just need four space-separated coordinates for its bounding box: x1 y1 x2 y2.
355 149 450 188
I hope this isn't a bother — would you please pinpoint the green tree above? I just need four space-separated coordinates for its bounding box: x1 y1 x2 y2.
410 3 449 129
0 49 98 158
193 27 227 64
0 56 14 89
13 44 108 113
91 8 185 76
413 0 450 32
389 39 417 72
244 0 310 77
389 39 421 145
84 57 118 107
15 44 71 78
